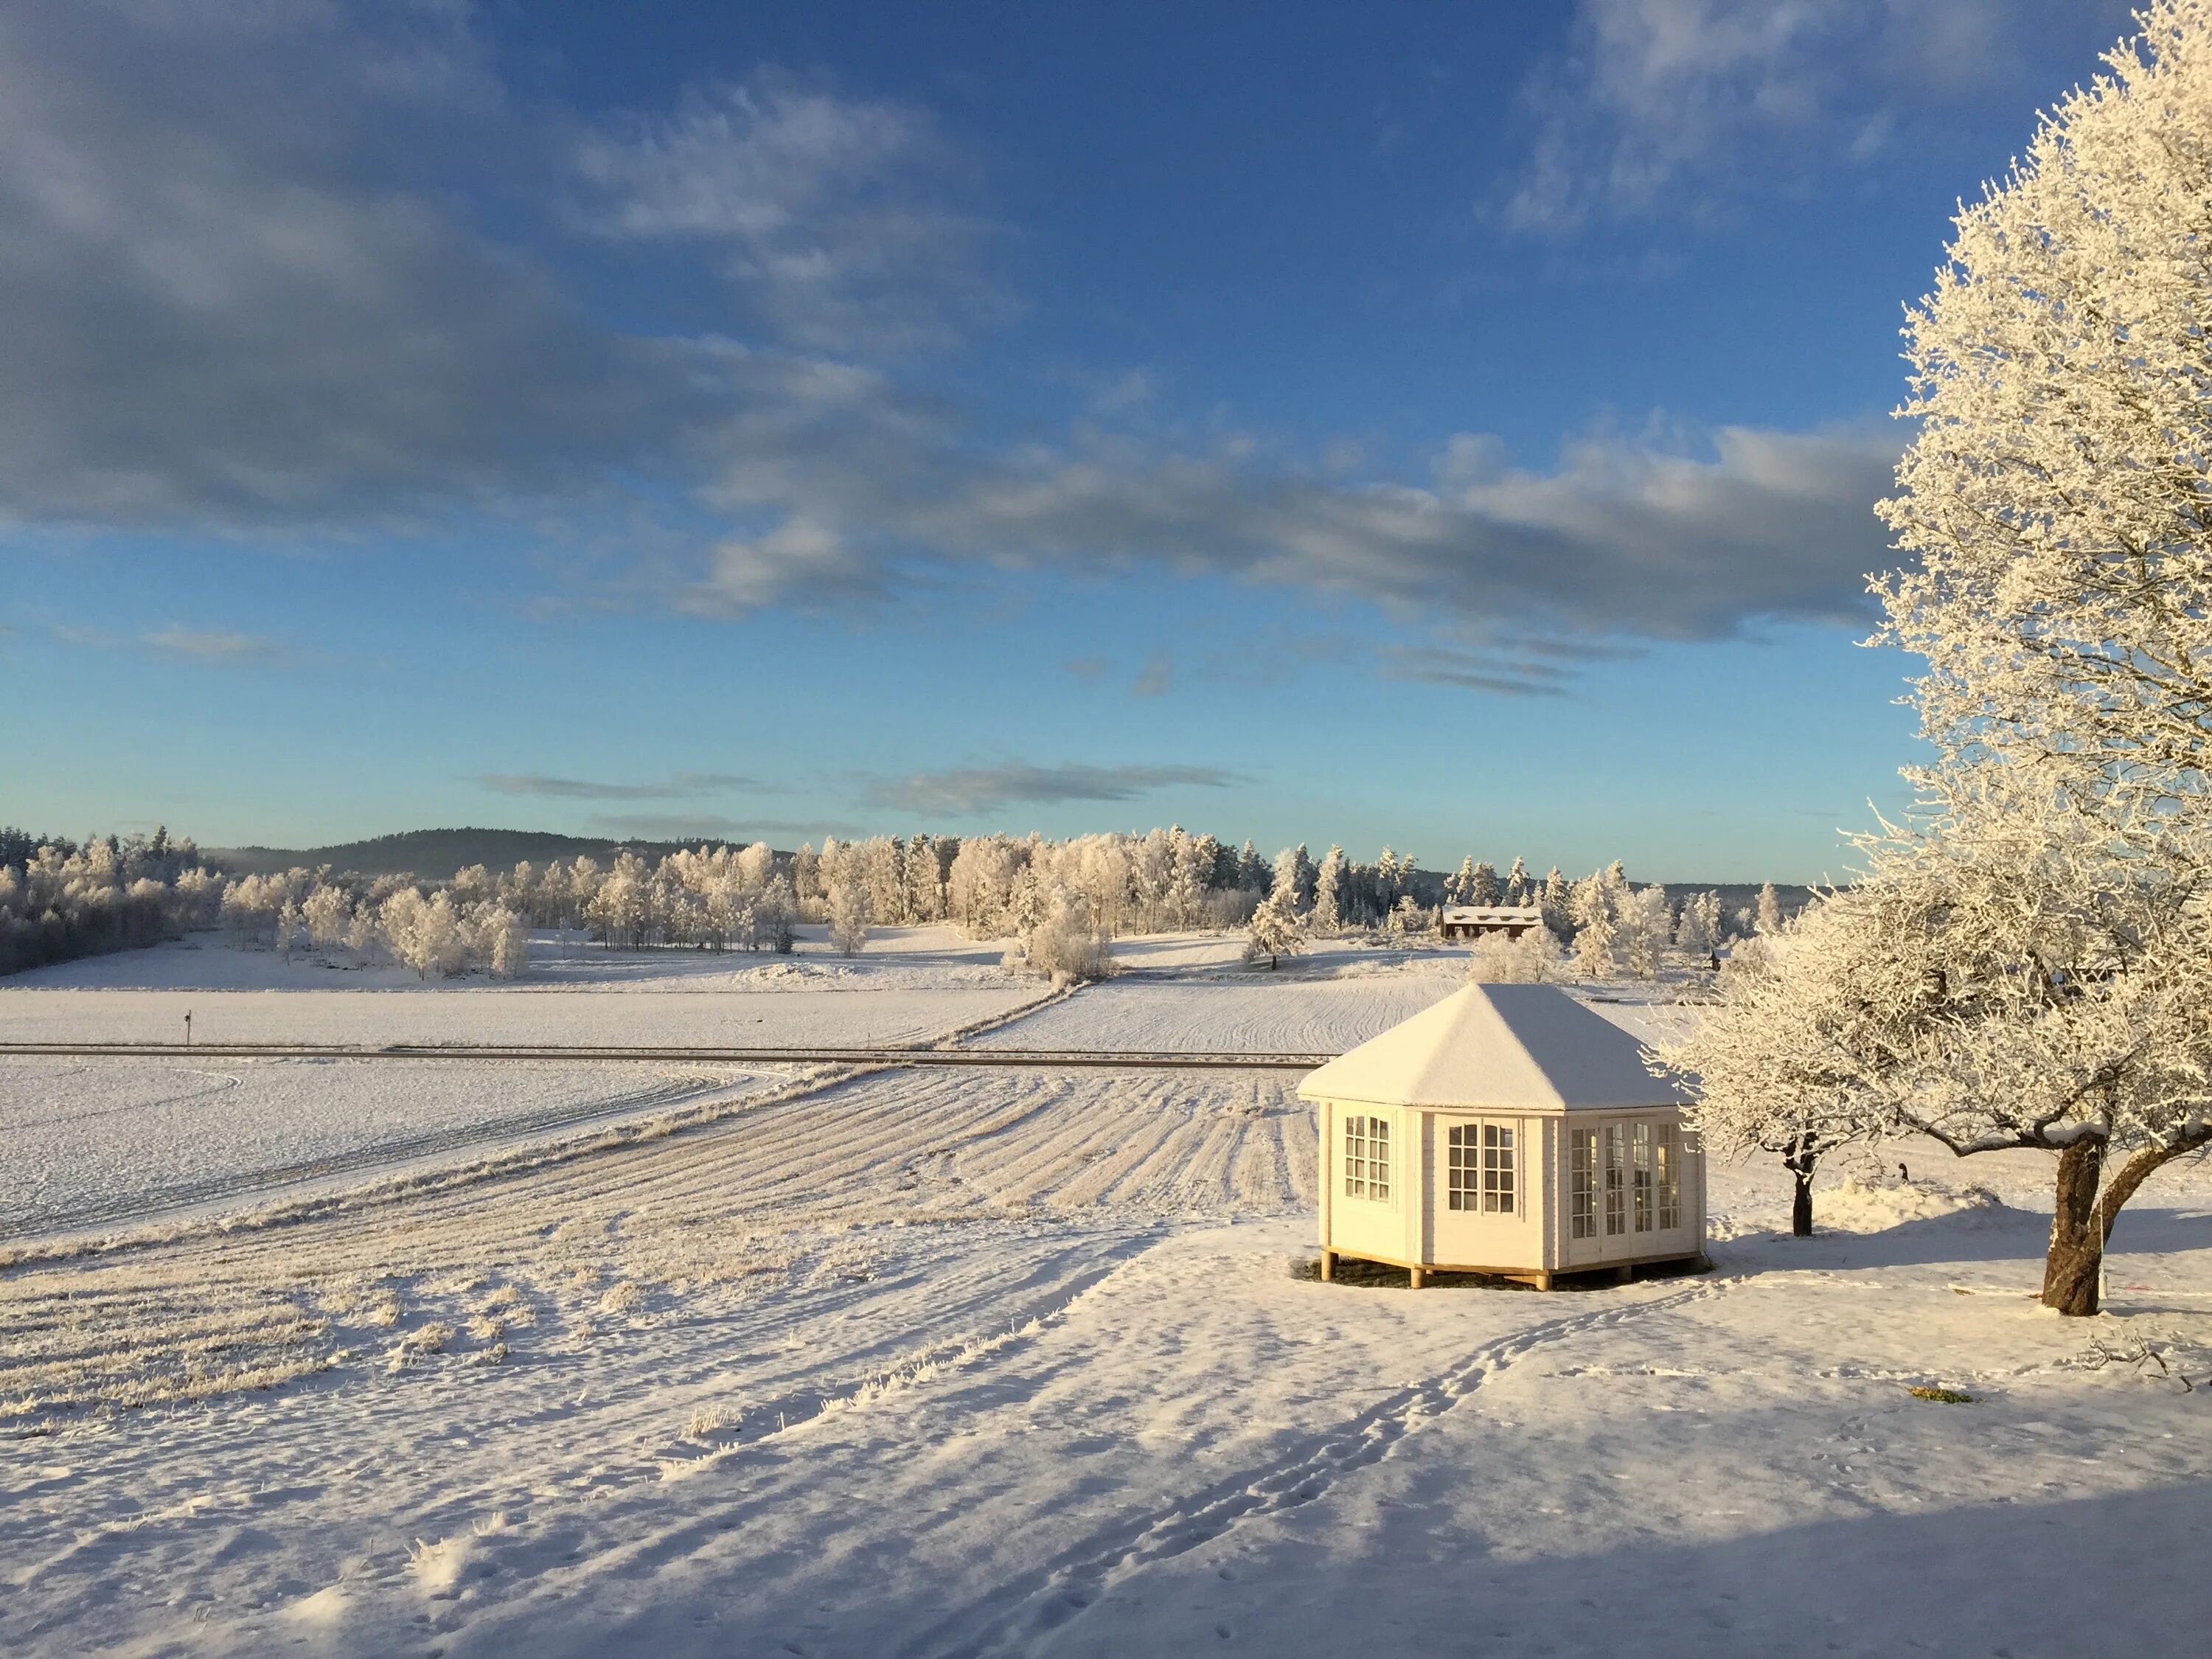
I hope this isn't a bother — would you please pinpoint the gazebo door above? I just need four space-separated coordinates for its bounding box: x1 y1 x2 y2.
1565 1119 1683 1267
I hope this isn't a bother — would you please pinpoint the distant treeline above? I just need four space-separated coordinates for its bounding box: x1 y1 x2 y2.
0 827 216 976
3 821 1811 980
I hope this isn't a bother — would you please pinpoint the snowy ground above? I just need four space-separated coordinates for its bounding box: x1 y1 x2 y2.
4 950 2208 1656
0 1058 783 1238
0 927 1044 1049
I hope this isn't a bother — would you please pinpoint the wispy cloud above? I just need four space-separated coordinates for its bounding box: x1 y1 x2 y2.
865 762 1245 818
584 811 862 842
574 69 1004 354
477 771 763 801
1130 653 1175 698
1378 644 1578 698
0 4 1928 699
142 625 285 664
53 621 293 666
0 5 710 531
1506 0 2130 233
684 407 1902 658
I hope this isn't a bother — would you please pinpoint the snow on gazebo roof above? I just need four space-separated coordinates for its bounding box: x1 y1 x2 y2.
1297 983 1688 1113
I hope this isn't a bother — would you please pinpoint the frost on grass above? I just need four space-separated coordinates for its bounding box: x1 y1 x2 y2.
0 1279 334 1418
387 1321 455 1371
408 1512 511 1595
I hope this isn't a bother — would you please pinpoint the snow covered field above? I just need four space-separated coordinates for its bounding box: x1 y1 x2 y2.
3 950 2208 1656
0 928 1044 1049
977 970 1461 1054
0 1058 782 1237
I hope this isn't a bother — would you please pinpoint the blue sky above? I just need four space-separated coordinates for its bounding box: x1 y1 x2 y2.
0 1 2138 880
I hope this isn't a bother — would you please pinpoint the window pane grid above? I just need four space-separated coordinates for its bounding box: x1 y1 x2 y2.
1632 1122 1655 1233
1447 1124 1475 1211
1343 1114 1391 1202
1604 1125 1627 1237
1482 1123 1514 1213
1571 1130 1596 1239
1447 1121 1519 1215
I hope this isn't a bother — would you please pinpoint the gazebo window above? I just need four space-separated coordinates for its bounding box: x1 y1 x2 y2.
1656 1124 1683 1230
1603 1124 1627 1236
1632 1122 1655 1233
1343 1114 1391 1201
1446 1122 1517 1214
1570 1128 1596 1239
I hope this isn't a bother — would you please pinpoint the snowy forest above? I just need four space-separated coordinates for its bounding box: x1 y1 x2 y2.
0 821 1775 984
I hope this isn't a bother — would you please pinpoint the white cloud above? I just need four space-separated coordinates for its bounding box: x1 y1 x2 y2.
865 762 1245 818
142 625 285 664
574 71 1004 353
0 4 1919 695
0 4 692 528
54 620 291 666
679 397 1902 652
477 772 764 801
583 812 860 842
1506 0 2132 232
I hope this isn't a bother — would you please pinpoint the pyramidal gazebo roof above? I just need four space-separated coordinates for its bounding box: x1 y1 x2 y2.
1297 983 1688 1113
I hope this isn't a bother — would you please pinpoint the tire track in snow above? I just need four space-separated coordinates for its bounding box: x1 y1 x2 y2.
905 1276 1733 1659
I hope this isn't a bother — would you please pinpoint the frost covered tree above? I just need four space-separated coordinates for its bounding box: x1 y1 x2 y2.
1673 891 1723 958
1754 883 1782 935
1877 0 2212 860
471 902 531 978
1568 872 1617 981
1384 894 1430 941
1570 907 1615 981
1004 881 1114 984
1469 860 1501 905
380 889 467 980
756 874 798 954
1307 846 1344 936
1467 925 1555 984
1673 772 2212 1278
274 899 305 963
1656 909 1875 1237
1245 883 1305 970
827 879 870 956
1445 857 1476 905
302 883 351 952
1680 2 2212 1307
1620 885 1670 981
1539 866 1571 936
1503 856 1532 905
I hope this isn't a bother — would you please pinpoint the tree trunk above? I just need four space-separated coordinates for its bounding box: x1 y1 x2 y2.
2041 1135 2107 1316
1783 1147 1815 1237
2042 1128 2212 1316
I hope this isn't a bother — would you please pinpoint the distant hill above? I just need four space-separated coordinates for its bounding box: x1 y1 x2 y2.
203 827 748 880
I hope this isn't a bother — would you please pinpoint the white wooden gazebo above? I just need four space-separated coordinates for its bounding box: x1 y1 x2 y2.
1298 984 1704 1289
